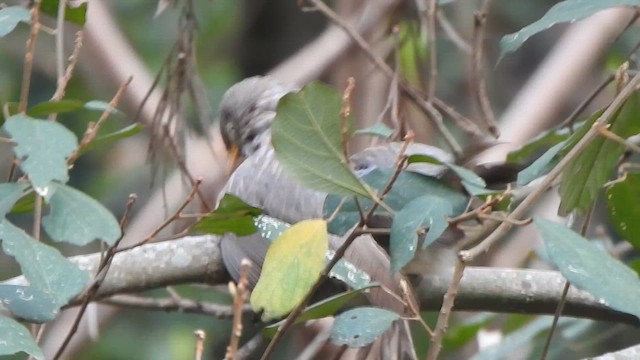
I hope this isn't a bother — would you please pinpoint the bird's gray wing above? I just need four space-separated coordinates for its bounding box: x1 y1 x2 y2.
218 144 326 287
221 144 326 223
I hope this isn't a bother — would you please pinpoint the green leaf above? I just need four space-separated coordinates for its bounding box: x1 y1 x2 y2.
3 115 78 197
407 154 444 165
535 218 640 319
9 190 36 214
498 0 640 61
42 183 121 246
390 195 454 272
325 168 467 236
559 92 640 215
40 0 87 26
397 21 428 87
271 82 374 198
263 285 379 338
516 141 566 186
445 163 497 196
606 173 640 250
330 307 400 348
506 125 574 164
0 182 29 218
80 123 142 155
0 285 59 323
354 122 394 139
0 219 90 306
251 220 328 320
0 316 44 360
193 194 262 236
0 6 30 37
27 100 84 117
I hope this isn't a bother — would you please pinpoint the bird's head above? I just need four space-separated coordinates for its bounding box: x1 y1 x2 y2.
218 76 297 169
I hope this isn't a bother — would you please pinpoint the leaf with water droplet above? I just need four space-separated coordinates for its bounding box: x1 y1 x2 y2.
390 195 454 272
0 219 90 306
606 173 640 251
330 307 400 347
0 285 59 323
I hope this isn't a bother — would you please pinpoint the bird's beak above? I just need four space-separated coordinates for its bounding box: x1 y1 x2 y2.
227 144 243 175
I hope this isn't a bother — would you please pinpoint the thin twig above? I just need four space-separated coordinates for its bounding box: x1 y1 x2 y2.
51 31 84 104
426 258 465 360
101 294 249 318
54 0 67 87
19 1 42 113
32 195 42 241
559 74 614 131
194 329 206 360
340 77 356 160
225 260 252 360
540 282 570 360
598 126 640 153
426 0 438 99
470 0 499 138
67 77 132 164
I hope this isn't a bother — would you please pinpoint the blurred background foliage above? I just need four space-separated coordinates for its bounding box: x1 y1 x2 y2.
1 0 640 359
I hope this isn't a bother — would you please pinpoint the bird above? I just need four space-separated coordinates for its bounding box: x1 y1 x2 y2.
217 76 466 282
215 75 476 359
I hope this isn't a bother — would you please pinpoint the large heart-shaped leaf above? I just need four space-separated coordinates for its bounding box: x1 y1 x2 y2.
271 82 375 199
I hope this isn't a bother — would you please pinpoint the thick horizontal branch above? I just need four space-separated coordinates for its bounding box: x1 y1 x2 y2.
3 235 638 325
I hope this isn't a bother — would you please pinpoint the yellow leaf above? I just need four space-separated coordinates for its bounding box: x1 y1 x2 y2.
250 219 328 320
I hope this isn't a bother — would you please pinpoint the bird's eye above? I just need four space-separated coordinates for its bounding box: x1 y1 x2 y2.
246 132 256 142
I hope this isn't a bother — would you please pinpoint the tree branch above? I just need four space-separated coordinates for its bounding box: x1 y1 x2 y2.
3 235 637 326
